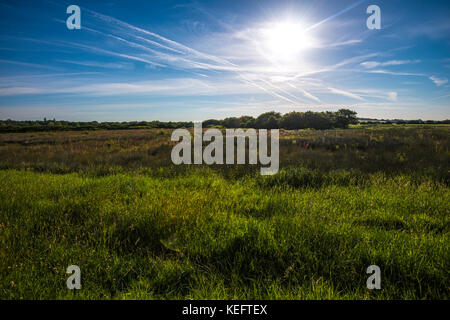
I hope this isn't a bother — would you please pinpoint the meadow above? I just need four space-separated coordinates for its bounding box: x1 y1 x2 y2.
0 124 449 299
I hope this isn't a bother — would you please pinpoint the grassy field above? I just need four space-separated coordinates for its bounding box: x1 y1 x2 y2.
0 125 449 299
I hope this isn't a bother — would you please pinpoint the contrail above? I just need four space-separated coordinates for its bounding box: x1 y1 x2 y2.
82 7 239 68
47 0 370 106
81 8 305 105
306 0 367 31
50 2 318 105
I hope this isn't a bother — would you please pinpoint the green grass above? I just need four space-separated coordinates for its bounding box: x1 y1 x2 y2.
0 126 448 299
1 168 448 299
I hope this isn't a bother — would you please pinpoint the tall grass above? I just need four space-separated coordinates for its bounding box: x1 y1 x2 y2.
0 126 448 299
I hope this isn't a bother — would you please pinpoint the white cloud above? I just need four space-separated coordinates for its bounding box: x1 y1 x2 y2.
366 69 425 77
360 60 421 69
300 88 321 103
0 59 61 71
327 39 362 47
0 78 261 97
327 87 364 101
360 61 380 68
387 91 398 101
429 76 448 87
0 87 44 96
57 60 133 70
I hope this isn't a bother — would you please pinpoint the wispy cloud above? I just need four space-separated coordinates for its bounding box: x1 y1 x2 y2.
56 60 134 70
57 9 303 105
0 78 263 97
0 87 44 96
325 39 362 48
327 87 364 101
351 89 400 102
366 69 425 77
0 59 61 71
429 76 448 87
286 83 321 103
387 91 398 101
305 0 367 31
4 6 391 108
360 60 421 69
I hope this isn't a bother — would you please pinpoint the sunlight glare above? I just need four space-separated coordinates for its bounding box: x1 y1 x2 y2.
262 21 314 61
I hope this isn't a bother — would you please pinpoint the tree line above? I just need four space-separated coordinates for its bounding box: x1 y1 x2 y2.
1 109 447 133
205 109 358 130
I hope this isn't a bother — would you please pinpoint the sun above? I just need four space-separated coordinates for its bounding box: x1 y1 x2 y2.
261 21 314 61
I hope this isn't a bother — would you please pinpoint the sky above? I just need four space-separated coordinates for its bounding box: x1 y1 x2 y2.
0 0 449 121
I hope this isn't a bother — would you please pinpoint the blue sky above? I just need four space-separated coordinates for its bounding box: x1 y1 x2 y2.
0 0 449 121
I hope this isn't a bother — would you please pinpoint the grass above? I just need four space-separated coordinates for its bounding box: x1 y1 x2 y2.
0 125 449 299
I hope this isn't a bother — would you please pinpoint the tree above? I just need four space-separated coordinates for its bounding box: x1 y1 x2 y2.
223 117 240 128
280 112 307 129
203 119 222 128
238 116 255 128
303 111 332 130
334 109 358 128
255 111 281 129
266 115 279 129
